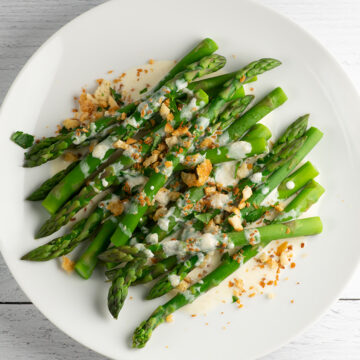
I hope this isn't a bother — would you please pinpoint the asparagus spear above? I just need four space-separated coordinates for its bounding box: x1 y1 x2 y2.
275 180 325 222
108 256 148 318
152 38 219 92
240 127 323 223
23 114 132 168
188 71 257 95
21 193 120 261
27 160 80 201
132 216 323 348
41 55 225 215
277 161 319 200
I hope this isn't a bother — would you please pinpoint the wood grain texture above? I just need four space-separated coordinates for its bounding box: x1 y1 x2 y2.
0 0 359 359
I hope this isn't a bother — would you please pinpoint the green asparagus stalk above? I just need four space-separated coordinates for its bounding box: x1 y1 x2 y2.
152 38 219 92
216 87 287 146
188 72 257 95
41 55 225 215
208 94 253 132
234 114 311 195
242 123 272 141
275 180 325 222
27 160 80 201
23 114 132 168
21 192 120 261
75 216 150 279
240 127 323 223
132 217 323 347
108 256 148 319
277 161 319 200
146 256 199 299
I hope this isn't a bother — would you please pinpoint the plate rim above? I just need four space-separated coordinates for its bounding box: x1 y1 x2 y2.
0 0 359 359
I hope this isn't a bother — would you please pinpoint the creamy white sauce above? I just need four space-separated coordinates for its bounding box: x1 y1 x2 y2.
184 153 206 167
158 206 176 231
250 172 262 184
261 187 279 207
72 132 88 145
118 223 132 237
217 131 230 146
208 193 230 209
160 163 174 177
92 136 113 160
123 116 139 129
175 79 188 91
146 233 159 244
123 144 141 162
196 116 210 130
125 174 148 189
275 208 299 222
286 180 295 190
198 233 218 252
214 161 237 187
154 188 171 206
134 243 154 258
168 274 181 287
162 239 185 258
180 97 199 121
226 141 252 159
79 161 91 177
127 202 139 214
179 233 306 315
110 161 124 174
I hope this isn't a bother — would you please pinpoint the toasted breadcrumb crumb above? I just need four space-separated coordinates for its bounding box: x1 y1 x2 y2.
62 151 79 162
61 256 75 273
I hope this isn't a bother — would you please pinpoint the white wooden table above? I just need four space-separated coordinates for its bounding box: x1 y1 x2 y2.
1 0 359 358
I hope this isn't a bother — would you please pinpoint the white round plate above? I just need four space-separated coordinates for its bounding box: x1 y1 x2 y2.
1 0 359 359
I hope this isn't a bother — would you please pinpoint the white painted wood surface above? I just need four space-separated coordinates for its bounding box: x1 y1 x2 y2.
0 0 359 358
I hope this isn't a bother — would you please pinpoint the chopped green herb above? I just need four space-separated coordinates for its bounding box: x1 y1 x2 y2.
232 295 239 303
234 161 242 178
194 209 220 224
139 87 148 94
110 87 122 104
10 131 34 149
